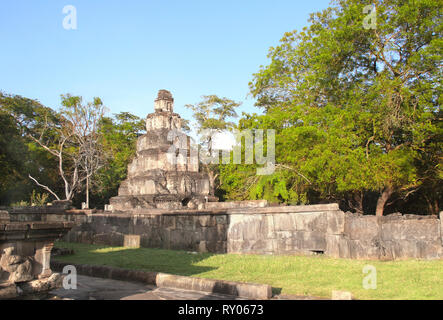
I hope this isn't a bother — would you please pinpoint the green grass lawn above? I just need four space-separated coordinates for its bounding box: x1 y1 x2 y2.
53 241 443 300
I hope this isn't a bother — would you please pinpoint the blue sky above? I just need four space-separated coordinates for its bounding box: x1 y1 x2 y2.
0 0 331 122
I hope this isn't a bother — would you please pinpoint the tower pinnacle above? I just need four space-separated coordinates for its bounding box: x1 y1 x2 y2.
154 89 174 113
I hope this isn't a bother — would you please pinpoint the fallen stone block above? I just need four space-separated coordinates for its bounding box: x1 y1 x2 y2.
331 290 353 300
18 273 63 295
156 273 272 300
124 234 140 248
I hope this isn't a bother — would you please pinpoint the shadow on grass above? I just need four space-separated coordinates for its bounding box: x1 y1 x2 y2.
53 242 218 277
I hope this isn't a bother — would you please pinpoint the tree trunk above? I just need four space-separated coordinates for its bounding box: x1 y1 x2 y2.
424 195 439 215
349 191 364 214
86 176 89 209
207 170 215 196
375 187 393 216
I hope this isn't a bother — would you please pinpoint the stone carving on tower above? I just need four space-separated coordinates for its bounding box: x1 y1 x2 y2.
109 90 217 211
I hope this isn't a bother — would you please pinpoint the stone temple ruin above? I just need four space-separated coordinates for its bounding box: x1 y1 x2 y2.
109 90 218 211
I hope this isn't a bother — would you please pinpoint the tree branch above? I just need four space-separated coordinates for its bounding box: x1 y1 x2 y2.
28 174 61 201
276 164 311 184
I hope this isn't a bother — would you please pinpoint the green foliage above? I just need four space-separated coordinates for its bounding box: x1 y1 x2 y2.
30 190 49 206
90 112 145 206
186 95 242 195
0 92 143 208
222 0 442 215
10 200 29 207
0 92 62 205
186 95 240 132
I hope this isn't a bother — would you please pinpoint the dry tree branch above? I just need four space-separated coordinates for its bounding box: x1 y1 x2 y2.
28 174 60 201
275 164 312 184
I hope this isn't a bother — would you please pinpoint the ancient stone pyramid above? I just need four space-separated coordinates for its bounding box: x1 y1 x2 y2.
109 90 217 211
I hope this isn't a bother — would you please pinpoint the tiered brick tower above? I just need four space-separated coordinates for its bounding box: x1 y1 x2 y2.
109 90 217 211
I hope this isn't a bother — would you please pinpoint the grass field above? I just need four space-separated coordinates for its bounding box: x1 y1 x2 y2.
53 241 443 300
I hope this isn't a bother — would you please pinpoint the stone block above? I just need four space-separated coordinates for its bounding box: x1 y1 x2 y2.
325 235 350 258
332 290 353 300
18 273 63 295
195 215 212 227
155 273 272 299
293 212 327 232
347 239 380 259
215 215 227 224
0 211 10 224
51 200 73 209
384 239 442 260
292 231 326 252
344 215 379 240
227 215 264 241
198 241 208 253
275 230 293 239
205 200 268 210
274 238 294 253
124 235 141 248
381 218 440 241
227 203 339 215
326 210 345 235
272 214 294 232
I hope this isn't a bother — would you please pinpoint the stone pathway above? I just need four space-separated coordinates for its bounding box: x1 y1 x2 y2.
47 275 326 300
49 275 245 300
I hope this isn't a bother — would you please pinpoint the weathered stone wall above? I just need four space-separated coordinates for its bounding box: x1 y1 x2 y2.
227 204 345 256
227 206 442 260
64 212 229 253
204 200 268 210
61 204 443 260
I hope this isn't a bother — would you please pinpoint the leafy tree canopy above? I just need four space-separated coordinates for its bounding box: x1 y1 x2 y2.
223 0 442 215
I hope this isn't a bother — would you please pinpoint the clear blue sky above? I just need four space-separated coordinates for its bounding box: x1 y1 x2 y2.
0 0 331 122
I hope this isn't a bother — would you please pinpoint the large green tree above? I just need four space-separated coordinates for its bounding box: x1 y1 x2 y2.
91 112 145 207
0 92 61 205
229 0 442 215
